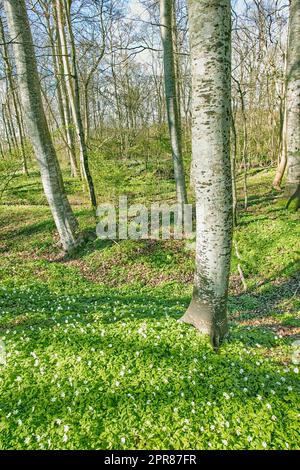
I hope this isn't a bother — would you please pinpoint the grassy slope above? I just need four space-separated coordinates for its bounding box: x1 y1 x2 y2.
0 165 299 450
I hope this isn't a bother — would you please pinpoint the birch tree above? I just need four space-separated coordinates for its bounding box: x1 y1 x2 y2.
286 0 300 209
3 0 80 252
160 0 188 207
180 0 233 349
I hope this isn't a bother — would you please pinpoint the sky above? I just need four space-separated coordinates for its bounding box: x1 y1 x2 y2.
125 0 244 66
128 0 150 21
127 0 157 66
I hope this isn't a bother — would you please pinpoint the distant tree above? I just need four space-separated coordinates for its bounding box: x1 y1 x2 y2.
3 0 80 252
181 0 233 349
160 0 188 207
0 16 28 175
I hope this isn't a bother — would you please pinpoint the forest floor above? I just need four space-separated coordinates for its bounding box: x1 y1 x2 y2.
0 166 299 449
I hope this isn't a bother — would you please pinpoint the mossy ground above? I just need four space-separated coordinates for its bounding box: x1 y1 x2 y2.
0 163 299 450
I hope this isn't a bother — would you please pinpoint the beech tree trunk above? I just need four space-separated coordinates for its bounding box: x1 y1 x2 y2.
4 0 80 252
160 0 188 207
286 0 300 209
180 0 233 349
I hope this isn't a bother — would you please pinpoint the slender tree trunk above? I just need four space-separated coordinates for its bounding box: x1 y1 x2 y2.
110 49 125 156
172 0 182 125
4 0 80 252
180 0 233 349
273 49 288 191
82 2 105 145
55 0 97 209
84 82 90 143
44 7 78 178
231 106 238 226
15 89 29 156
286 0 300 209
273 104 287 191
160 0 188 207
2 103 12 153
0 141 4 159
234 77 248 208
4 100 18 149
56 49 78 178
7 93 19 147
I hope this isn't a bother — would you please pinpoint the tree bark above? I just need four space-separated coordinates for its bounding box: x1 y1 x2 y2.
4 0 80 252
286 0 300 209
160 0 188 207
180 0 233 349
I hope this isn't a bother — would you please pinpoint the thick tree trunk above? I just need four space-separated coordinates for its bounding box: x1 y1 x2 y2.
180 0 233 349
286 0 300 209
160 0 188 207
4 0 80 252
